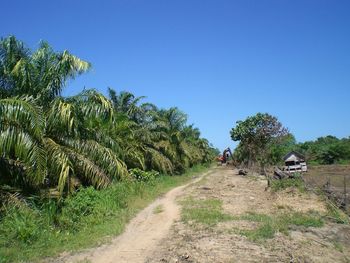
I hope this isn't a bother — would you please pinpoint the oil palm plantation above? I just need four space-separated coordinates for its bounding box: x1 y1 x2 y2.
0 36 217 197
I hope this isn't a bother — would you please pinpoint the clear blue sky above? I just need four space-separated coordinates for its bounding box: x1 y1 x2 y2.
2 0 350 151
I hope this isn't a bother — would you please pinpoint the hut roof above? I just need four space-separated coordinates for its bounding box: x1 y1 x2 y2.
283 151 305 162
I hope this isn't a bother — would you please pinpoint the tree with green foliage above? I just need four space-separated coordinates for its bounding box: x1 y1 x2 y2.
230 113 289 171
295 136 350 165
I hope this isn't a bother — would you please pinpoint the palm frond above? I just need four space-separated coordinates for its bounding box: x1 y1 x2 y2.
62 138 128 180
0 127 46 185
0 97 44 140
74 89 114 120
44 138 73 194
65 148 111 189
47 98 76 135
145 146 173 174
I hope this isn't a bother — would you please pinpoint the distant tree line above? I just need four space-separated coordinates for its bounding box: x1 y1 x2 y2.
231 113 350 168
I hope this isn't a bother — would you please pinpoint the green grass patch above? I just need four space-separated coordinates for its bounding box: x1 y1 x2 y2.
333 241 344 252
236 211 324 241
270 176 305 192
181 197 232 226
325 201 349 224
0 164 211 263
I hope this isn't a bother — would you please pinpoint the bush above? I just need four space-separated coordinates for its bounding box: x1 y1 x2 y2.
0 206 41 244
58 187 103 230
129 168 160 182
271 175 305 192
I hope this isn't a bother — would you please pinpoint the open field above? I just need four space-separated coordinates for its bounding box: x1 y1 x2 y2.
147 166 350 262
304 165 350 213
305 165 350 187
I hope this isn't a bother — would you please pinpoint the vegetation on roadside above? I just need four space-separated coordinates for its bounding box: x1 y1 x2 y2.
324 199 349 224
230 113 288 170
181 197 232 226
0 165 210 262
153 204 164 214
231 114 350 167
235 211 324 241
270 175 305 192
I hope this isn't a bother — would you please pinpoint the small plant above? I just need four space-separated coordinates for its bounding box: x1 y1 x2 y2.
129 168 160 182
325 201 349 224
333 241 344 252
58 187 103 230
235 211 324 241
153 205 164 214
271 176 305 192
0 205 41 244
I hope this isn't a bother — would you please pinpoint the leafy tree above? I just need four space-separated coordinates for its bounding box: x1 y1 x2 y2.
267 134 296 165
230 113 288 171
295 136 350 164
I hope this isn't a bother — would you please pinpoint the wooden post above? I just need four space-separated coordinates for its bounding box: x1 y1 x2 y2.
344 175 347 211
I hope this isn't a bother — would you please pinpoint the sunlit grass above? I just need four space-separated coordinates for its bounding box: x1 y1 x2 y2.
234 211 324 241
181 197 232 226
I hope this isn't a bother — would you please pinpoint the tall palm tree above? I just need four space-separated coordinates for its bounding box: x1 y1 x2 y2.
0 36 90 106
108 88 146 121
0 36 217 198
0 90 128 195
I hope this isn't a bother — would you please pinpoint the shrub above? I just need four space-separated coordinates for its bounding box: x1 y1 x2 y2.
0 206 41 244
271 175 305 192
128 168 160 182
58 187 103 230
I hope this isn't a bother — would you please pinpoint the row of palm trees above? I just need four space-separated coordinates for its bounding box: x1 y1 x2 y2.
0 36 217 196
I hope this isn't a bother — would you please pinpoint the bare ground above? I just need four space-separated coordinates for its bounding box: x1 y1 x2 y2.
147 167 350 263
51 167 350 263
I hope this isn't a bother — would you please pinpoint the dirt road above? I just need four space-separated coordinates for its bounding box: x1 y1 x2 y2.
53 170 212 263
54 167 350 263
148 167 350 263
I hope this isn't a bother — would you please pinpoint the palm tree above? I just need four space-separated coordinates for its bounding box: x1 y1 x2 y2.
108 88 146 122
0 36 217 198
0 36 90 106
108 89 174 174
0 90 128 195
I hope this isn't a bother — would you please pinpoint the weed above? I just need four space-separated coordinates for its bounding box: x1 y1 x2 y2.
181 197 232 226
129 169 160 182
240 222 275 240
333 241 344 252
153 205 164 214
271 177 305 192
235 211 324 241
325 201 349 224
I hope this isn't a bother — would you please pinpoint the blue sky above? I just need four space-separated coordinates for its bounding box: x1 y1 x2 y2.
2 0 350 151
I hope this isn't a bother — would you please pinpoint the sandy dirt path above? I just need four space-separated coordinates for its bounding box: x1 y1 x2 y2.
53 170 213 263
